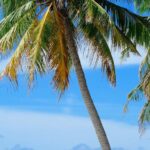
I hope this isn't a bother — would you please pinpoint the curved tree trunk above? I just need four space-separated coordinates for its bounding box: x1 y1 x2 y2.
62 11 111 150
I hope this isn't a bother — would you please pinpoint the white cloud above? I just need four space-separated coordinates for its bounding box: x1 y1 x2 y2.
0 56 28 78
0 45 146 73
0 57 11 72
112 46 146 66
79 45 146 69
0 109 149 150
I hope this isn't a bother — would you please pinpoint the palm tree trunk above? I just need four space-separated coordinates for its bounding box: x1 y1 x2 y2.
62 11 111 150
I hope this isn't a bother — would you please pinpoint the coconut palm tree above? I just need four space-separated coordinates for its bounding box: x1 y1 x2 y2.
126 50 150 132
0 0 149 149
125 0 150 132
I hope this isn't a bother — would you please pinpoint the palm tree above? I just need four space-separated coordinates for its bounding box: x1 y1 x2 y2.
125 0 150 132
0 0 149 149
126 51 150 132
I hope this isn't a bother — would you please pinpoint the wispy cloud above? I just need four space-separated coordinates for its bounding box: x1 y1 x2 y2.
0 109 149 150
0 56 11 72
79 45 146 69
9 144 33 150
0 44 146 74
71 143 125 150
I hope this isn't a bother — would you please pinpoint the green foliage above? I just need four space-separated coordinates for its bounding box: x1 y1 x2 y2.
0 19 38 82
95 0 150 49
0 1 71 93
134 0 150 13
73 0 116 85
126 50 150 130
0 1 36 52
0 0 32 16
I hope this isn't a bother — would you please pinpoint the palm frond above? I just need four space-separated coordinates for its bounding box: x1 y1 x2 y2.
134 0 150 13
27 6 51 85
139 102 150 132
142 71 150 98
48 3 72 92
71 0 140 55
0 1 36 52
79 21 116 85
139 50 150 79
0 0 33 16
71 0 144 85
0 19 38 82
126 66 150 129
95 0 150 49
92 1 138 56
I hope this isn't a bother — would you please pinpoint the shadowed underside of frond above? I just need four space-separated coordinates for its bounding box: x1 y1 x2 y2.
96 0 150 49
79 21 116 85
70 0 141 59
69 0 145 53
69 0 117 85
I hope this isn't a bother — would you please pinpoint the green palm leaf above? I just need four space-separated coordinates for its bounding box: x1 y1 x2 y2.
0 1 36 52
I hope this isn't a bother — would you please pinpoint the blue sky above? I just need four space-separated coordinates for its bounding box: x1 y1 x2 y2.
0 1 150 150
0 52 150 150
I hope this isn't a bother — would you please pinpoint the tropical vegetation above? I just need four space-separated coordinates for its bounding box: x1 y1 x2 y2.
126 0 150 132
0 0 149 149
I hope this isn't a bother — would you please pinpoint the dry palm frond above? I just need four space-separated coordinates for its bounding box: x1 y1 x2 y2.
48 3 72 92
0 19 38 82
